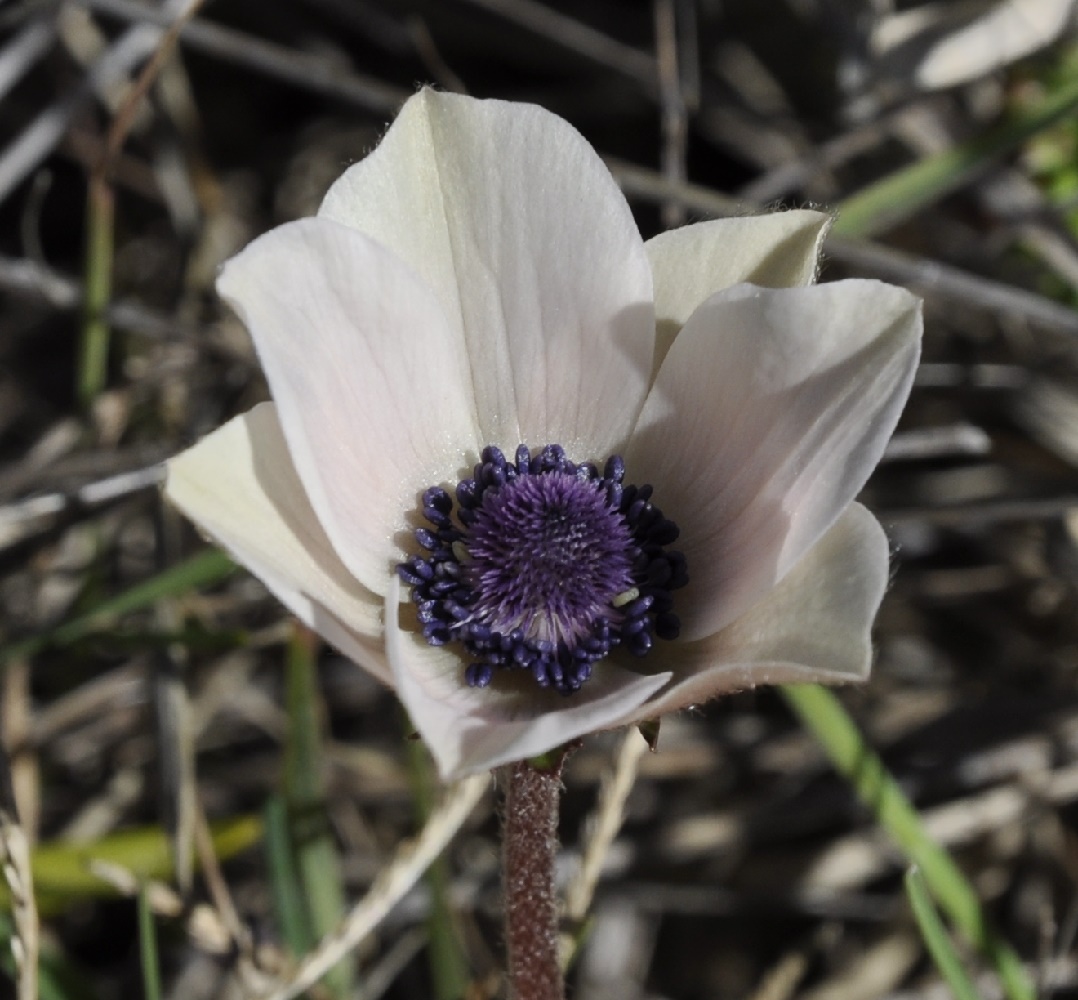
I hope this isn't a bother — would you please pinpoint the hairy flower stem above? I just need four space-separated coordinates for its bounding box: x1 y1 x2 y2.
502 753 570 1000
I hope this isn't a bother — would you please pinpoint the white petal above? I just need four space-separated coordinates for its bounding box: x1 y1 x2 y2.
386 577 671 779
627 503 887 720
165 403 390 683
320 89 655 457
217 217 482 598
646 210 829 369
627 280 921 640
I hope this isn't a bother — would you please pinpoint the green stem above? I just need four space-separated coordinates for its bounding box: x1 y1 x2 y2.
283 624 352 997
137 886 162 1000
79 175 114 410
782 684 1034 1000
906 867 982 1000
406 723 470 1000
834 70 1078 238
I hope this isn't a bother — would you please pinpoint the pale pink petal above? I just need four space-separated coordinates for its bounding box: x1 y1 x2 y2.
627 280 920 640
626 503 887 721
319 89 654 457
386 577 671 779
646 210 829 369
165 403 389 683
217 217 482 598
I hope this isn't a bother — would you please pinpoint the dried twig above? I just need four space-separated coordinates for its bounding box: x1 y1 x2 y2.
565 728 649 926
609 158 1078 337
881 424 992 463
0 0 192 207
0 463 164 550
456 0 656 92
82 0 405 112
0 254 197 339
881 495 1078 527
192 802 251 952
0 17 56 102
0 739 38 1000
653 0 688 229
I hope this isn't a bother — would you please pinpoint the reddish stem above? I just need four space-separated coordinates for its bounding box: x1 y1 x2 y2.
502 756 567 1000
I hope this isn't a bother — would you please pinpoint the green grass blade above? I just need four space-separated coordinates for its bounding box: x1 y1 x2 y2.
20 815 261 910
137 885 162 1000
264 794 312 956
78 177 114 410
782 684 1033 1000
0 549 236 667
283 623 353 997
406 716 470 1000
906 867 983 1000
833 71 1078 237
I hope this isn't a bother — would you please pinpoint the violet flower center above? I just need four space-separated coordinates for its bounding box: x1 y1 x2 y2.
398 444 687 695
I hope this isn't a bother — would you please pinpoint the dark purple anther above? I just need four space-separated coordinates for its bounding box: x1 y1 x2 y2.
397 443 687 695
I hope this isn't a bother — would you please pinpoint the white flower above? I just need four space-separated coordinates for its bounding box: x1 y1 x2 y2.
166 89 922 780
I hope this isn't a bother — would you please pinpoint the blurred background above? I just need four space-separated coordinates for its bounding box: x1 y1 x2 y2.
5 1 1078 998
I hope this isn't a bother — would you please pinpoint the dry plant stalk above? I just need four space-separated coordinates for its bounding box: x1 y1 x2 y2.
0 755 38 1000
565 727 649 925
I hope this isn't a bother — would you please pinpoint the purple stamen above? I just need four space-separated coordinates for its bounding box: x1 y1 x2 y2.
398 444 687 695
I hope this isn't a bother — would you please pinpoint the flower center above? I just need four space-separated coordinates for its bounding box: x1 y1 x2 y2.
398 444 687 694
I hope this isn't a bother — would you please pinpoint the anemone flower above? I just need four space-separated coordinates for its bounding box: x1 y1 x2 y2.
166 89 922 780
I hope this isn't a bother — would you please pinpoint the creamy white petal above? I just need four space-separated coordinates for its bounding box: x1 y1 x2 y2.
627 503 887 720
320 89 655 458
627 280 921 640
386 577 671 779
165 403 390 683
646 210 830 369
217 217 482 598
